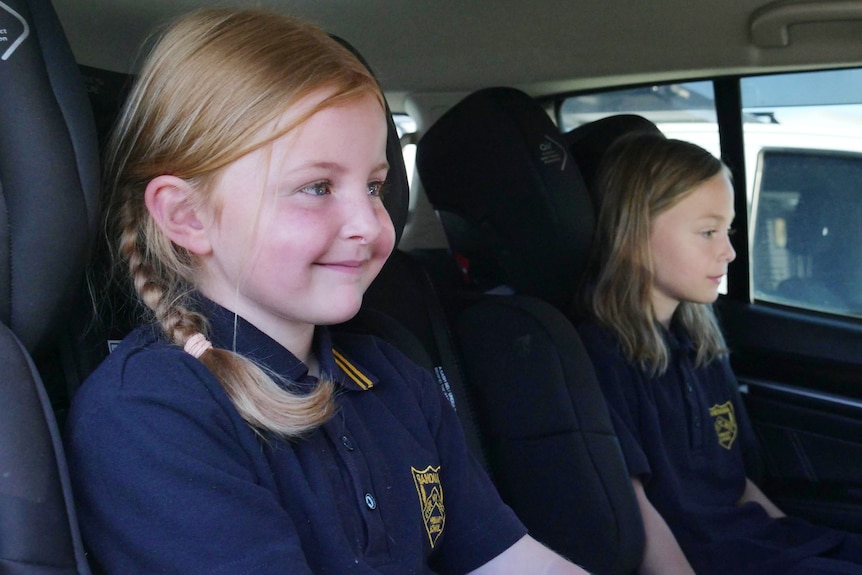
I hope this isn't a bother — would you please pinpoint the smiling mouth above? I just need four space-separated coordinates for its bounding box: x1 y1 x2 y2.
318 260 366 273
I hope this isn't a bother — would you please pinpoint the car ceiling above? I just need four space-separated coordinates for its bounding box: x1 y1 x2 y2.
53 0 862 104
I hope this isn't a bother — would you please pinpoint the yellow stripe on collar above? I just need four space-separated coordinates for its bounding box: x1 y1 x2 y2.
332 349 374 390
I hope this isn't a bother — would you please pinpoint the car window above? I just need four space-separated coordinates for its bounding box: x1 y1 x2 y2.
559 81 720 154
744 69 862 317
393 113 418 192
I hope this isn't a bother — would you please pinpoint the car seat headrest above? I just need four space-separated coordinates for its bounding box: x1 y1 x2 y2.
416 87 594 310
565 114 662 211
333 36 409 245
0 0 100 354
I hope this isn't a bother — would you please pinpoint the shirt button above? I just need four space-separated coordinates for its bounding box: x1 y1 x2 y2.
341 435 355 451
364 493 377 510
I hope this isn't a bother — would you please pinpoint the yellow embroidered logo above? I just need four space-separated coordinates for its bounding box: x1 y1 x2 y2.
411 465 445 548
709 401 738 450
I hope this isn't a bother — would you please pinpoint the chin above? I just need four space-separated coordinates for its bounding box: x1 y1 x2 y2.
700 292 720 305
317 301 364 326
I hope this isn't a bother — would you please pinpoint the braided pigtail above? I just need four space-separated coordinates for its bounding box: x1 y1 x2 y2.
197 345 336 438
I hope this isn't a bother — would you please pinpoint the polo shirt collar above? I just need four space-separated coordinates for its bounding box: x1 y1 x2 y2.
663 316 697 356
199 297 377 393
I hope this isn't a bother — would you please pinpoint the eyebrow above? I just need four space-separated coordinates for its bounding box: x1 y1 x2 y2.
697 213 735 222
305 161 390 174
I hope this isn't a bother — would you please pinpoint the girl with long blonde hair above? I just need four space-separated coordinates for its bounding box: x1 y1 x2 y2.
578 131 862 575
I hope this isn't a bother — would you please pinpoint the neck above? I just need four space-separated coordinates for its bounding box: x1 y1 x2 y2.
305 351 320 378
650 294 677 329
199 289 317 364
281 324 316 367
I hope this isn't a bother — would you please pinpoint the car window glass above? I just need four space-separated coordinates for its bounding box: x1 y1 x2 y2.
559 81 720 154
393 113 418 193
744 69 862 317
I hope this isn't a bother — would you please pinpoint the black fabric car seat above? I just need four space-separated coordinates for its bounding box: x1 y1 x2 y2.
416 87 644 575
564 113 662 213
416 87 594 310
0 0 100 572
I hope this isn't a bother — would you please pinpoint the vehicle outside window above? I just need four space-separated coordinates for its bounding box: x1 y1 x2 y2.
751 149 862 316
743 69 862 318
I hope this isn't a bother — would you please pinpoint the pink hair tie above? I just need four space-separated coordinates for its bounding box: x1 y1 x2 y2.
184 333 212 359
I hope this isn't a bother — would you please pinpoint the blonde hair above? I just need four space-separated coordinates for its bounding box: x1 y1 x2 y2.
104 8 385 437
581 132 729 374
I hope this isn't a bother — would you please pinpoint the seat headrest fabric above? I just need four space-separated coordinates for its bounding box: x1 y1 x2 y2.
0 0 100 354
564 114 662 211
416 87 594 310
382 107 410 245
333 36 408 245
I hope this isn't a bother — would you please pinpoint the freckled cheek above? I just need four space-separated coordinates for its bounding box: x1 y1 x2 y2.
375 210 397 256
251 222 320 266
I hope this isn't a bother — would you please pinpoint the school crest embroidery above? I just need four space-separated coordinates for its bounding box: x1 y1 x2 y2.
709 401 738 450
411 465 445 548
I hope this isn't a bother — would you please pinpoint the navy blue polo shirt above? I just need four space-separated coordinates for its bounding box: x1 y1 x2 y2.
66 301 526 574
578 319 843 575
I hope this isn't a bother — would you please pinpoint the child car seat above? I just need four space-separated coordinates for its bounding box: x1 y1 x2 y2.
0 0 99 571
564 113 662 211
416 87 644 575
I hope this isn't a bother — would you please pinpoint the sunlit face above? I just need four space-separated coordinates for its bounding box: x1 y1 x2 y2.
649 171 736 326
196 91 395 346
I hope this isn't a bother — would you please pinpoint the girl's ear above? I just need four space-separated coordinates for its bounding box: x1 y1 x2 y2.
145 175 212 255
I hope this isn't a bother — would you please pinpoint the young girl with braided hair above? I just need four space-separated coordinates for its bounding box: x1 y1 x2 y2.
66 9 588 575
577 131 862 575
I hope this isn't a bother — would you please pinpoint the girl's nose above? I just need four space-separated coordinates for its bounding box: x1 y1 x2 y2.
723 234 737 263
342 189 383 243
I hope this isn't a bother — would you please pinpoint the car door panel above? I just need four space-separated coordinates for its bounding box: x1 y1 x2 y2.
720 299 862 532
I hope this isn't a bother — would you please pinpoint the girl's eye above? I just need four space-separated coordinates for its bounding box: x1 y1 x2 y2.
298 181 331 196
368 181 387 197
702 229 717 238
